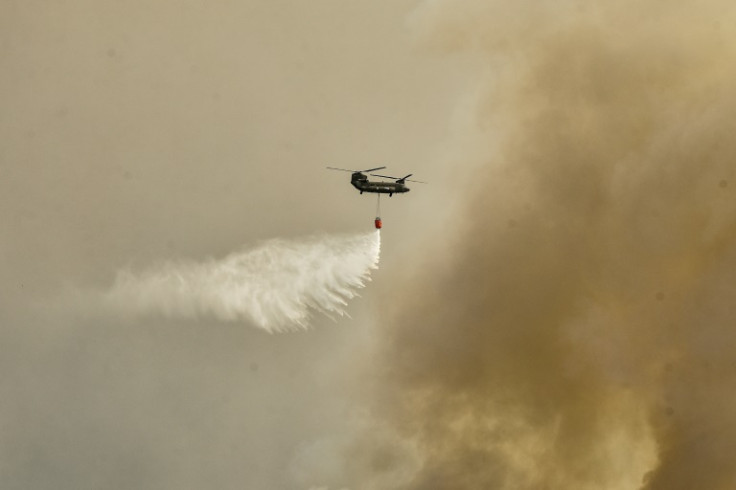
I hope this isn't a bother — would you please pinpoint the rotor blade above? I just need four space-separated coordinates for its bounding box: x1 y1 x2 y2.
370 172 426 183
398 173 428 184
326 166 358 172
361 166 386 173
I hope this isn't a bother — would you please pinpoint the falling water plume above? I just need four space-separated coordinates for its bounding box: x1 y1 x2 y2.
103 231 381 333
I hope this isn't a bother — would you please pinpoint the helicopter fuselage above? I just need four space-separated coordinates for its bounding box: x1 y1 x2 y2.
350 173 410 195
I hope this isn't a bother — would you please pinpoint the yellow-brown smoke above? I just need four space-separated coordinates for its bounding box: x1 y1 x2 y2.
368 1 736 488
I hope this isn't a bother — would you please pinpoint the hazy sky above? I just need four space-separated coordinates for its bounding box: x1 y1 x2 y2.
1 1 467 489
4 0 736 489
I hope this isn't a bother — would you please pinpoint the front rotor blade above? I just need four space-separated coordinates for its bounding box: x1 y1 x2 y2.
361 166 387 173
369 173 399 180
326 166 358 172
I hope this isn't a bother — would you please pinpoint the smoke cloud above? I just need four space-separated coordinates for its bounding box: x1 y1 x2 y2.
103 231 380 332
355 1 736 488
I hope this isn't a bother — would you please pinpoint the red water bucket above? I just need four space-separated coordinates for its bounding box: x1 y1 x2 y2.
374 217 382 229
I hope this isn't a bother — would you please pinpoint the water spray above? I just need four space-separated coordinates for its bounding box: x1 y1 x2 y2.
103 231 381 333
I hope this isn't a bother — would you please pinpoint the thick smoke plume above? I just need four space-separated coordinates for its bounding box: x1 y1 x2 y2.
104 231 380 332
358 1 736 489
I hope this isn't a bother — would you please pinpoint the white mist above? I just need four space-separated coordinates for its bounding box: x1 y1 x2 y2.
104 231 381 332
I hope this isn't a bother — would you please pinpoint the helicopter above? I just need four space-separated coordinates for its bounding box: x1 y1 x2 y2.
326 166 426 197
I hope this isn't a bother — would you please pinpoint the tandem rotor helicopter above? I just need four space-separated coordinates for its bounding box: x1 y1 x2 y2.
326 166 426 228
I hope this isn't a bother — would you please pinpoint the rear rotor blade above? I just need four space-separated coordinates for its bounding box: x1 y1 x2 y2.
370 173 428 184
